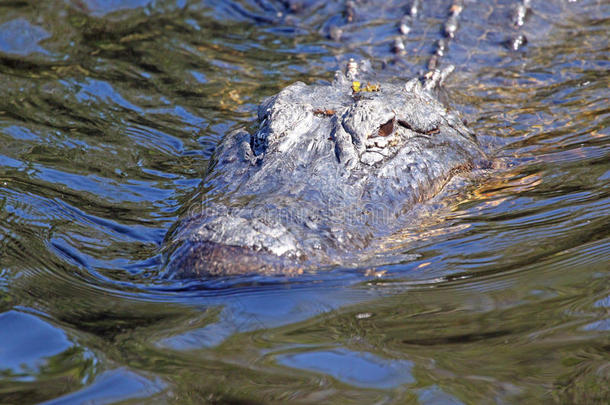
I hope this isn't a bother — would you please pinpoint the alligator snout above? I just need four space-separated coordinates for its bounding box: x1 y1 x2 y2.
168 240 303 277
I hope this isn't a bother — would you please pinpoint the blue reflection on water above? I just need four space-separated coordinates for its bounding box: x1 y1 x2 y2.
0 310 72 380
277 348 414 389
74 0 155 17
0 19 50 56
41 368 164 405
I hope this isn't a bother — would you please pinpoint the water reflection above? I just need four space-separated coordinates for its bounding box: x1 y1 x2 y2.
0 19 50 56
0 0 608 403
277 349 415 389
0 310 76 379
42 369 164 405
72 0 157 17
0 310 97 402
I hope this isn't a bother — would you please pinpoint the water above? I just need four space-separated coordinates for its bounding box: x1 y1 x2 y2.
0 0 608 403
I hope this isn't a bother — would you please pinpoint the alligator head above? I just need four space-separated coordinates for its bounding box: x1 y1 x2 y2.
165 63 487 277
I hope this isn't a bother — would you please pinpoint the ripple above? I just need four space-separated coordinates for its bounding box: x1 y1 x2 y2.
42 368 165 405
0 19 50 56
0 0 608 403
277 348 414 389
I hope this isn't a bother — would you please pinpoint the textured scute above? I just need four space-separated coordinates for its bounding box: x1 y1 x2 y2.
165 67 487 277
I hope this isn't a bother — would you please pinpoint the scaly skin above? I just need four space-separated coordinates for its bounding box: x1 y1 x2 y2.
165 64 487 277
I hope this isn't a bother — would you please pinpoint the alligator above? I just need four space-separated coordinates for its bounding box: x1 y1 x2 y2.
164 0 576 277
166 60 488 276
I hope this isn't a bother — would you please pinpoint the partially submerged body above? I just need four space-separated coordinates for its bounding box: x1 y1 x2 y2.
166 62 488 277
164 0 585 277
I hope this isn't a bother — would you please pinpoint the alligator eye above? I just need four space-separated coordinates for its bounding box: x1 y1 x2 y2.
397 119 412 131
378 118 394 137
397 119 439 136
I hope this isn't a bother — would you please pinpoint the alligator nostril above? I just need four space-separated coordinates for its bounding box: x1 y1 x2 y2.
378 118 395 137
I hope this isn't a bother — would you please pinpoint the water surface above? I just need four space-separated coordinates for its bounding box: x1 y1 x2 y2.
0 0 608 403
